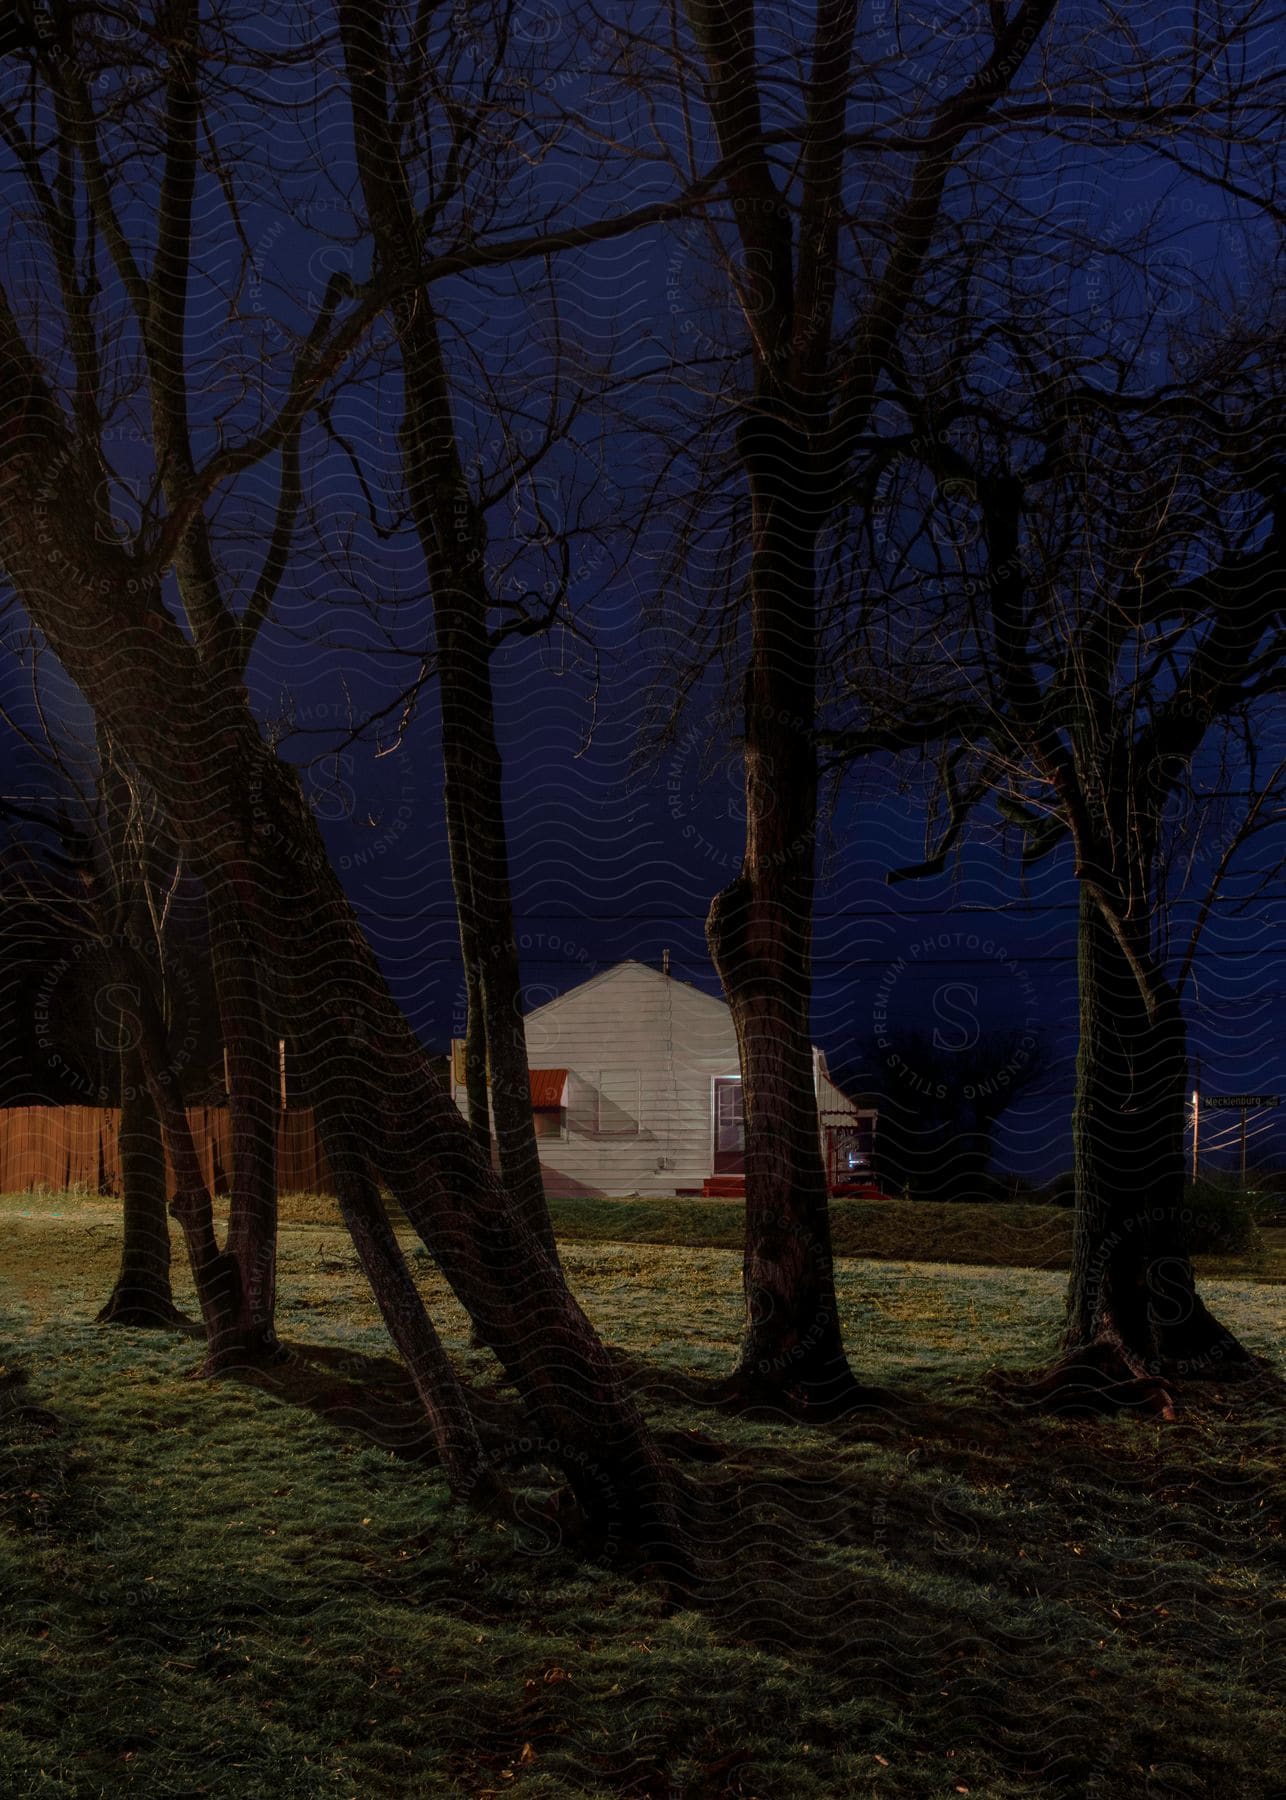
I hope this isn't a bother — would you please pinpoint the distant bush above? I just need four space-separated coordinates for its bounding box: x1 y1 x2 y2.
911 1172 1007 1205
1248 1187 1286 1229
1035 1171 1076 1209
896 1172 1041 1205
1182 1180 1261 1254
959 1172 1041 1205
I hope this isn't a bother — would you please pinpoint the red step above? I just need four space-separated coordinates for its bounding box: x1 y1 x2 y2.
702 1175 890 1200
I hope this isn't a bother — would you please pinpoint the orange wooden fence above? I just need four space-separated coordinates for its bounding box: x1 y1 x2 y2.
0 1106 335 1199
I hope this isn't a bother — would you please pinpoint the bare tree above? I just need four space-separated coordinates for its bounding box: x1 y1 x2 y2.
335 0 557 1260
637 0 1283 1414
829 309 1286 1408
0 691 210 1327
622 0 1061 1411
0 1 696 1554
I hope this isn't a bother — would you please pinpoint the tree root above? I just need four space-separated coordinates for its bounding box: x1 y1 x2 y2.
96 1290 187 1330
990 1341 1177 1418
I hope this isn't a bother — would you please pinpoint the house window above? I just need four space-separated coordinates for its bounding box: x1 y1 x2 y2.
595 1068 640 1137
527 1069 567 1139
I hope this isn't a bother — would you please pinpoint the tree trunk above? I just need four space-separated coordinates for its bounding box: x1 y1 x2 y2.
206 892 281 1369
1065 888 1250 1385
456 898 492 1155
314 1099 492 1493
93 741 180 1329
0 503 680 1566
441 721 550 1253
118 955 259 1369
0 255 682 1566
255 793 679 1556
705 412 857 1413
91 729 281 1367
97 1048 180 1328
338 0 554 1265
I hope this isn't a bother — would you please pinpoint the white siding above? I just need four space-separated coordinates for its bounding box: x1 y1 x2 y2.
450 961 873 1199
816 1054 860 1125
453 961 740 1197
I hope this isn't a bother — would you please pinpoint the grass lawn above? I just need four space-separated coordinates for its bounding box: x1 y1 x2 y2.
1 1191 1282 1799
270 1191 1284 1284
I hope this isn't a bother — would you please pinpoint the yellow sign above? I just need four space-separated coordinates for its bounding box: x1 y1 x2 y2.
451 1039 491 1087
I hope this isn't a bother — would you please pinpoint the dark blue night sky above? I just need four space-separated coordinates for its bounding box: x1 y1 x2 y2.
2 1 1284 1181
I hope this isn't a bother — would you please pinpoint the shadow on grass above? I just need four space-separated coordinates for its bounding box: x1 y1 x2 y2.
228 1338 529 1466
4 1295 1282 1795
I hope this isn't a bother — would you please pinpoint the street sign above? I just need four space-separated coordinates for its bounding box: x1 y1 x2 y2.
1200 1095 1280 1110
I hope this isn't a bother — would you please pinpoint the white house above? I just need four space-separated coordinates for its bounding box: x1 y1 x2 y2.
449 958 877 1199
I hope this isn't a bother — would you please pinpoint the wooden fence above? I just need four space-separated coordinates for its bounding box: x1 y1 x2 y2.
0 1106 334 1199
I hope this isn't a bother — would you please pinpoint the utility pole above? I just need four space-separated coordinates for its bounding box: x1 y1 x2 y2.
1191 1088 1199 1183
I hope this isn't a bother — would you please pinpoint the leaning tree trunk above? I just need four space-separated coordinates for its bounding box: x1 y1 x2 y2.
313 1097 491 1493
441 691 551 1256
228 746 681 1555
97 1047 180 1328
338 0 555 1266
253 761 678 1552
0 369 682 1562
705 410 856 1414
1066 889 1250 1382
454 868 492 1157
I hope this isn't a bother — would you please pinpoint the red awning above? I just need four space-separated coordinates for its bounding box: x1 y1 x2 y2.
530 1068 568 1108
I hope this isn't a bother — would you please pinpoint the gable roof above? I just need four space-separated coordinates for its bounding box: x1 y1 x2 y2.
521 958 731 1028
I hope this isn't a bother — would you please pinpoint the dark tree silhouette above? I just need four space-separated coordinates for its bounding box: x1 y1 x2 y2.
0 1 701 1557
829 320 1286 1409
855 1025 1050 1204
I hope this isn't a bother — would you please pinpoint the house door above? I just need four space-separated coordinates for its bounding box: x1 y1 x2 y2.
713 1077 745 1174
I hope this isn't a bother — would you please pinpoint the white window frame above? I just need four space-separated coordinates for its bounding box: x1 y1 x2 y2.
710 1073 744 1171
